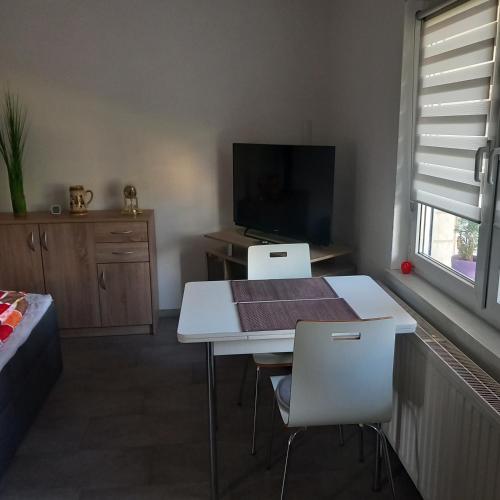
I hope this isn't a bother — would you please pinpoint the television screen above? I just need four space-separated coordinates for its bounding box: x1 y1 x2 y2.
233 143 335 245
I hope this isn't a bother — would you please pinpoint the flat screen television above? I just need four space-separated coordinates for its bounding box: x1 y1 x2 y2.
233 143 335 245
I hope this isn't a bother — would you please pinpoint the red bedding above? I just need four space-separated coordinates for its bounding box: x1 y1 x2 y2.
0 291 28 342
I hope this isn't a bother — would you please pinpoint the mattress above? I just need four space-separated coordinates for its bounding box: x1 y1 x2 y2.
0 293 53 373
0 299 62 475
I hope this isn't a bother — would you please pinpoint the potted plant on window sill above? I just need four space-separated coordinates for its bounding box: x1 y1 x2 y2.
451 218 479 280
0 92 28 217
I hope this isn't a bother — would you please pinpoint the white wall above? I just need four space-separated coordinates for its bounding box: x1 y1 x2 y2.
0 0 354 309
328 0 406 277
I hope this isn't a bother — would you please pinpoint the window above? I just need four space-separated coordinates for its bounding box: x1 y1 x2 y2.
417 204 479 282
407 0 500 326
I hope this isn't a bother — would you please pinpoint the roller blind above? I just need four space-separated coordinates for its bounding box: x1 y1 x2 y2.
412 0 500 222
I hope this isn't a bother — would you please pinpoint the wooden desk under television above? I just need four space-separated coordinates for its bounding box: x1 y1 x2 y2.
204 227 355 280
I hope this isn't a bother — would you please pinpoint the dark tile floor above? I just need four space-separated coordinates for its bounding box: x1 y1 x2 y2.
0 318 422 499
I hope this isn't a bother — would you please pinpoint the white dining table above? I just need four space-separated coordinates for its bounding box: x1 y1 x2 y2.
177 275 417 500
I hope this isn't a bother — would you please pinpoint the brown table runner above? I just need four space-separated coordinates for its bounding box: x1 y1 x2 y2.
231 277 337 303
236 298 360 332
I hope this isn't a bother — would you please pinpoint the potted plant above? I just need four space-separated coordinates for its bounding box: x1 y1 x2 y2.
451 218 479 280
0 92 28 216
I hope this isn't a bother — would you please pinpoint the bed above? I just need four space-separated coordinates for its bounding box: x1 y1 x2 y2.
0 294 62 475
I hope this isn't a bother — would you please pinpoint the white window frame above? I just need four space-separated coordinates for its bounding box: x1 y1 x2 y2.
397 0 500 327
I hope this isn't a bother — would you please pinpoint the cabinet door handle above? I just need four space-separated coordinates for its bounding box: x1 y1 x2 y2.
27 231 36 251
99 270 106 290
110 230 133 235
41 231 49 251
111 251 135 255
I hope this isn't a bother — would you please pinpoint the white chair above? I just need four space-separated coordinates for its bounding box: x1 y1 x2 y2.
239 243 312 455
268 318 397 500
247 243 312 280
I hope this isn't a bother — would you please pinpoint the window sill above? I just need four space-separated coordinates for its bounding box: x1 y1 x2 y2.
384 269 500 382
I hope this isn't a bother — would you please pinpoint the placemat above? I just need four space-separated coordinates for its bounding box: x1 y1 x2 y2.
236 298 359 332
231 277 337 303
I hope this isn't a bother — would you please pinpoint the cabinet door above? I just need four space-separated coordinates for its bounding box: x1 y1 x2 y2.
98 262 152 326
40 223 100 328
0 224 45 293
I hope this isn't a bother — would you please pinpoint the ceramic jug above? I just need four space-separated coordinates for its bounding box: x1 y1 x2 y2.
69 185 93 215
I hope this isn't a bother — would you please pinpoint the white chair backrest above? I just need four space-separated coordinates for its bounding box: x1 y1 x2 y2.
247 243 311 280
288 318 396 427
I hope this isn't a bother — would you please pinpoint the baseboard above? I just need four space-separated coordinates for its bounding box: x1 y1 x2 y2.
159 308 180 318
60 324 151 338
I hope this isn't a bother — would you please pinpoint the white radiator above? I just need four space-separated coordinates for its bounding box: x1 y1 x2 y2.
384 300 500 500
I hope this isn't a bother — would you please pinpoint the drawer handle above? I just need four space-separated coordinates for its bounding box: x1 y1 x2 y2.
110 230 133 235
99 270 106 290
111 251 135 255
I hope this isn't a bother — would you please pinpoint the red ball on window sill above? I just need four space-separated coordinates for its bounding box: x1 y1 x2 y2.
401 261 413 274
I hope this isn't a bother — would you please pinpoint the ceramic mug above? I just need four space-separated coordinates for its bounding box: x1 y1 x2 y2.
69 185 93 215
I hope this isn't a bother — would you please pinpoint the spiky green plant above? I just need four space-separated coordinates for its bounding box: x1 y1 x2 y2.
0 92 27 216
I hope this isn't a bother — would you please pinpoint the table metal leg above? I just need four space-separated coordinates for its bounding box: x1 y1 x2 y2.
206 342 218 500
237 355 249 406
211 354 218 430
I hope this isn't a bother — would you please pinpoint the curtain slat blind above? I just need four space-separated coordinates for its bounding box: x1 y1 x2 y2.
412 0 499 222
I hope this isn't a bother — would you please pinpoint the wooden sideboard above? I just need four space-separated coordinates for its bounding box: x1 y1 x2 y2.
0 210 158 337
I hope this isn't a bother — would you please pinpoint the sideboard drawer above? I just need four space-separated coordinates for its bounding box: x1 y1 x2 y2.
94 222 148 243
96 242 149 263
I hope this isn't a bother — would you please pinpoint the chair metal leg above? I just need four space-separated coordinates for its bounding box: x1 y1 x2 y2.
367 424 395 499
338 425 344 446
237 355 249 406
380 428 396 500
358 424 364 462
281 429 302 500
251 366 260 455
267 396 277 470
211 355 218 430
372 426 382 491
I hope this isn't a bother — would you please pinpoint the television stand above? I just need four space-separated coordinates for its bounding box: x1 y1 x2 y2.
243 227 305 245
204 227 355 280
